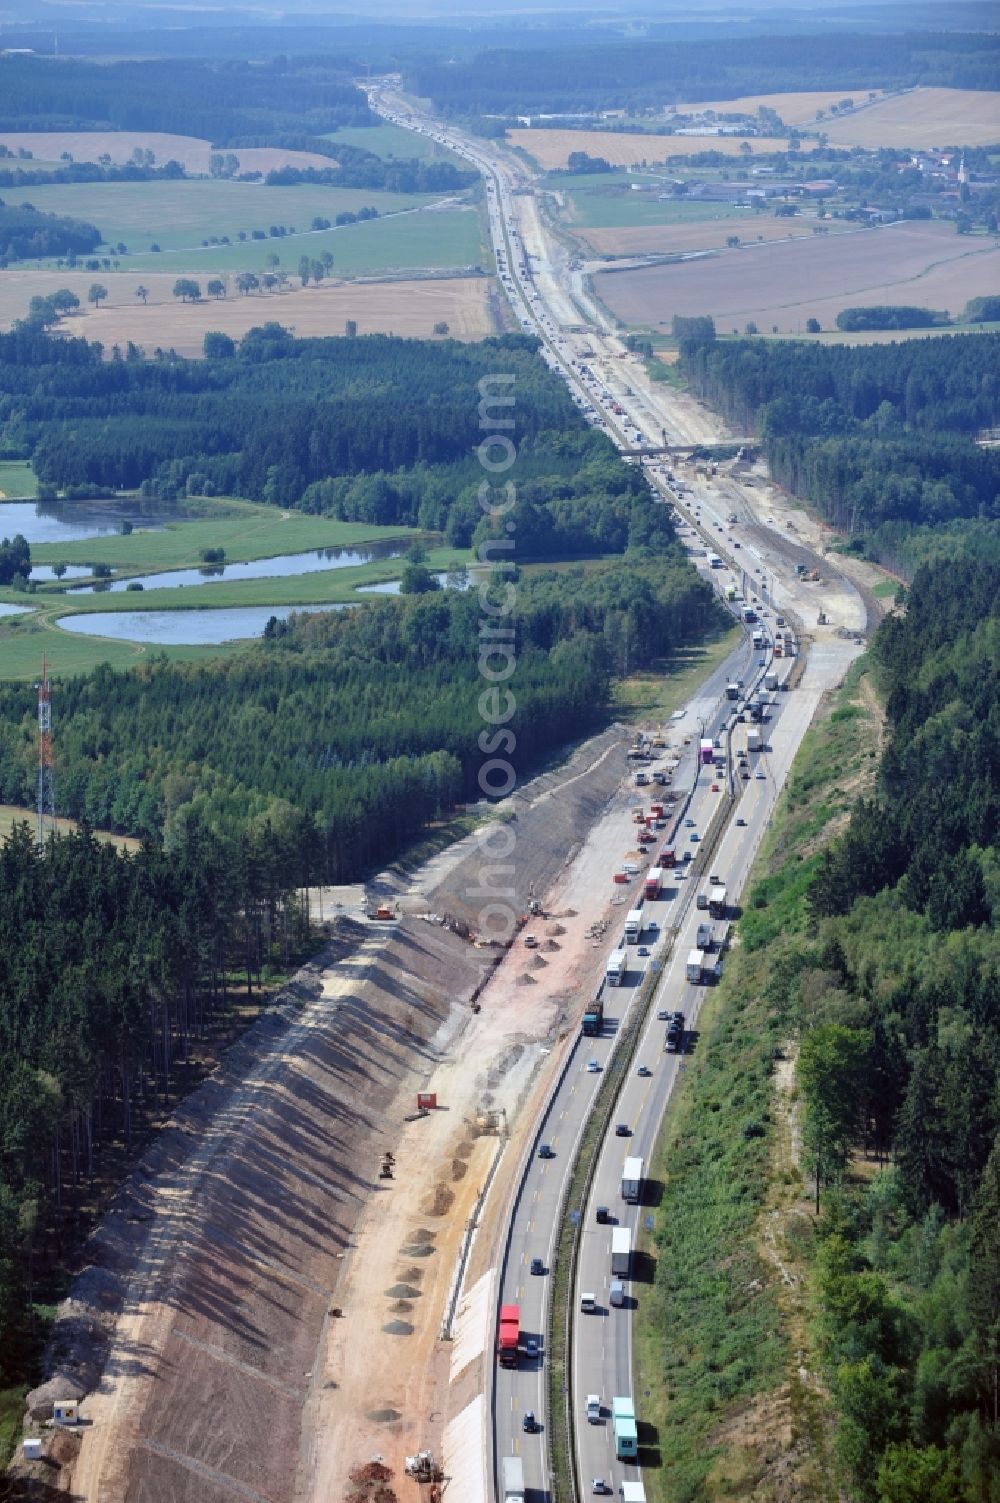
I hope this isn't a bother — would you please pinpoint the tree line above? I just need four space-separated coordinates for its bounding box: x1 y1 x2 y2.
0 55 371 144
263 158 477 194
2 328 580 503
677 327 1000 573
407 30 1000 116
0 198 101 264
0 158 188 192
0 559 720 862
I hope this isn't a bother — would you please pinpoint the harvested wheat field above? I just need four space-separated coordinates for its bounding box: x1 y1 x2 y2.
0 272 495 351
819 87 1000 148
674 90 881 125
581 216 852 258
509 128 817 170
596 219 1000 334
0 129 333 174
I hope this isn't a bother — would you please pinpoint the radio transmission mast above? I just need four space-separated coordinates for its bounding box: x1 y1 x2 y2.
37 657 55 849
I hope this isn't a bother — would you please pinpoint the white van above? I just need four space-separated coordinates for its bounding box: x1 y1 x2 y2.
581 1292 597 1313
586 1394 601 1424
609 1280 625 1308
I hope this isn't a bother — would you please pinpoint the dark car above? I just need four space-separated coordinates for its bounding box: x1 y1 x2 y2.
538 1143 554 1159
530 1257 545 1275
525 1338 540 1359
523 1410 537 1433
596 1205 611 1223
615 1122 631 1137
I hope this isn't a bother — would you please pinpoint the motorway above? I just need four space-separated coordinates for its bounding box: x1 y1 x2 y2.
366 82 863 1503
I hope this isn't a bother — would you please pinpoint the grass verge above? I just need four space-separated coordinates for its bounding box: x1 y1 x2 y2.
634 657 880 1502
0 461 37 498
0 1384 28 1471
614 625 742 725
29 500 419 570
0 612 243 679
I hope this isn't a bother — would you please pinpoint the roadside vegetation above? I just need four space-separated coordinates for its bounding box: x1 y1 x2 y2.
614 623 742 726
636 656 882 1502
639 548 999 1502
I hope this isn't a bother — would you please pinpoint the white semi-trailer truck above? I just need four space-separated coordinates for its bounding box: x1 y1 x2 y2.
502 1454 525 1503
621 1156 643 1204
611 1225 632 1276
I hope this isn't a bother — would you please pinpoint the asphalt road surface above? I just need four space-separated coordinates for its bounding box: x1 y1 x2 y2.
366 82 864 1503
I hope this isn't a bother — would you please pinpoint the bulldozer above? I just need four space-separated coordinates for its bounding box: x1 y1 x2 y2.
379 1150 395 1181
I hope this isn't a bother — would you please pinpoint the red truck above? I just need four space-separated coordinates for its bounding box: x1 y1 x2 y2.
657 846 676 869
498 1303 520 1366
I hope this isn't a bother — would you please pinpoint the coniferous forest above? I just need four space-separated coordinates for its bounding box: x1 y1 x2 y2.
0 322 724 1367
678 329 1000 575
0 818 316 1379
792 557 1000 1499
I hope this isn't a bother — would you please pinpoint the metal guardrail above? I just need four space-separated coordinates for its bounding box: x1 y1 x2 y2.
546 928 674 1503
546 735 740 1503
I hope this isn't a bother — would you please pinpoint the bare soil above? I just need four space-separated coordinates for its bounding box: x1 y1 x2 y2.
45 726 635 1502
595 219 1000 334
580 217 850 259
302 726 637 1495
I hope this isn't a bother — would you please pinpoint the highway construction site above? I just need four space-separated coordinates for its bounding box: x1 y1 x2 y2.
10 86 895 1503
28 723 646 1502
17 465 882 1503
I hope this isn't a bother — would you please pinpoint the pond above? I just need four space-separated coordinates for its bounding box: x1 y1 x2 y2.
357 572 449 596
0 498 196 546
57 604 348 646
30 565 92 581
68 541 411 594
0 603 36 619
